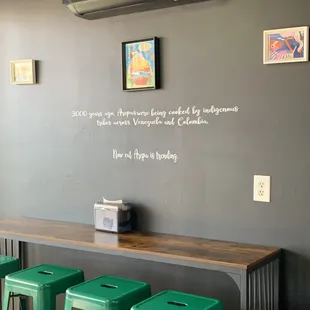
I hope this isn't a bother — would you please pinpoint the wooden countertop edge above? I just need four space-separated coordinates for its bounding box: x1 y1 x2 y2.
0 229 264 270
247 248 282 270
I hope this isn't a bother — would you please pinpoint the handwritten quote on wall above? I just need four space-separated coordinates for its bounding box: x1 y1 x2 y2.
72 105 239 163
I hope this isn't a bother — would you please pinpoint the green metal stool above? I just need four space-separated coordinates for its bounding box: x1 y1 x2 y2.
0 255 26 309
0 255 20 278
131 290 223 310
64 275 151 310
2 264 84 310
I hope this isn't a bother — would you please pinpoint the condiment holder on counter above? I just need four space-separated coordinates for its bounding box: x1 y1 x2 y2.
94 197 132 233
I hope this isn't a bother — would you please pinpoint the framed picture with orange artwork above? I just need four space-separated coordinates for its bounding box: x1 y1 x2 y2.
10 59 36 85
263 26 309 64
122 37 160 91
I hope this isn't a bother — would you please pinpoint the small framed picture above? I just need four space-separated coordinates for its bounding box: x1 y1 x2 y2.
10 59 36 85
122 37 160 91
263 26 309 64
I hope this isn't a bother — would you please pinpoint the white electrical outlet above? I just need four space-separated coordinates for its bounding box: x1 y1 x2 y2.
253 175 271 202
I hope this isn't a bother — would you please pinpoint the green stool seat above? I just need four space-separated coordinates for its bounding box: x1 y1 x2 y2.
0 255 20 278
64 275 151 310
2 264 84 310
131 290 223 310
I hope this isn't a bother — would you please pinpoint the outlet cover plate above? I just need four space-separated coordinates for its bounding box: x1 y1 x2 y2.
253 175 271 202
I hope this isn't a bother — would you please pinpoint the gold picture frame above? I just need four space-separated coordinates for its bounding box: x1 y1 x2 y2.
10 59 36 85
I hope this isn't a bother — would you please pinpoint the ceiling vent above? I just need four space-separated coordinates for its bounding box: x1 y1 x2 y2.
63 0 210 20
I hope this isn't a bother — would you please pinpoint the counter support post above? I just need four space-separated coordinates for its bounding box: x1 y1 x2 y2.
240 269 249 310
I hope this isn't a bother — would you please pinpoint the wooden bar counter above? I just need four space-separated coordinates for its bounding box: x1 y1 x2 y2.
0 217 280 310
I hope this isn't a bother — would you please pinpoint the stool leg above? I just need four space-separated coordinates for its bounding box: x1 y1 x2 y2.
64 298 73 310
2 290 11 310
33 295 56 310
33 295 44 310
46 298 56 310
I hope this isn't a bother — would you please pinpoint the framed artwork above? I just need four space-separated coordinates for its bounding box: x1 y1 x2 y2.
10 59 36 85
263 26 309 64
122 37 160 91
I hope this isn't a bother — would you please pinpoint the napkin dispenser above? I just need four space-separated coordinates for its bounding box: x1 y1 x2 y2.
94 200 132 233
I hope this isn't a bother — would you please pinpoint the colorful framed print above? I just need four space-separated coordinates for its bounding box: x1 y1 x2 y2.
122 37 160 91
263 26 309 64
10 59 36 85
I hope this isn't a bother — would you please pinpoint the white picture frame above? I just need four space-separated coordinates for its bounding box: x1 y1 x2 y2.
10 59 36 85
263 26 309 64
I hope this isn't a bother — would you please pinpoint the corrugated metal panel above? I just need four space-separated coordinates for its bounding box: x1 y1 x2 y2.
248 260 279 310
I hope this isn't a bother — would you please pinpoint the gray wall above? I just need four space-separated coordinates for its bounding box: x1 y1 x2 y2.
1 0 310 309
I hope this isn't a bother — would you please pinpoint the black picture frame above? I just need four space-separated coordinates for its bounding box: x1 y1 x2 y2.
122 37 160 92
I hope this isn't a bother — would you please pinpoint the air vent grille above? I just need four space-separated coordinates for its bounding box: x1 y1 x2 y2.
63 0 210 20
